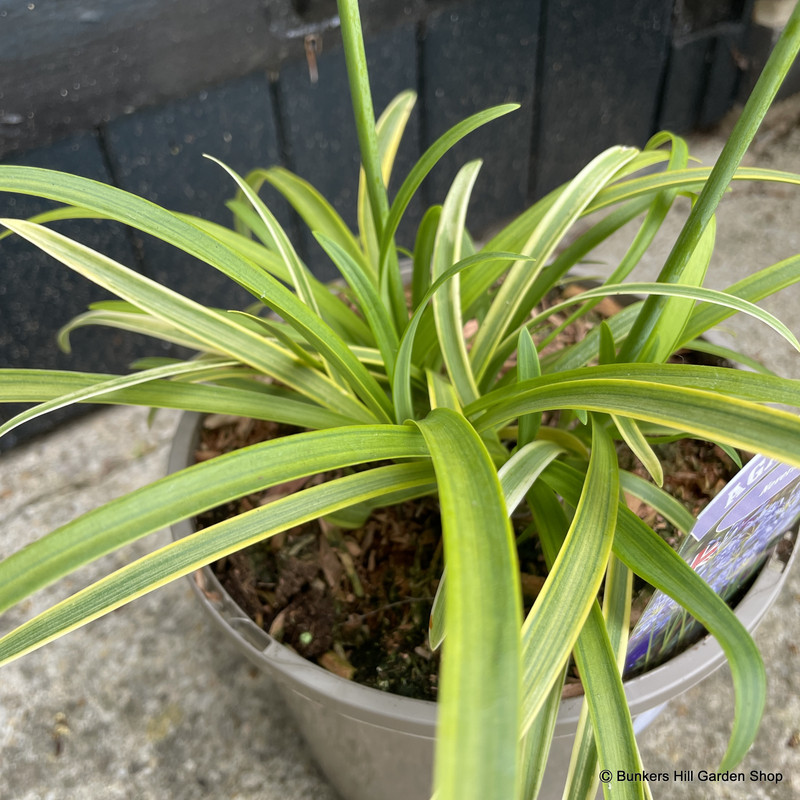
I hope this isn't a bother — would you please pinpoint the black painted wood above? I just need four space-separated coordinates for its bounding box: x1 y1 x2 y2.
276 24 420 279
659 36 713 132
422 0 540 236
532 0 673 198
0 132 148 448
104 74 285 308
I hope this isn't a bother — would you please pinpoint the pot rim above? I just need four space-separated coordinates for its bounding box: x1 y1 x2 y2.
168 410 798 735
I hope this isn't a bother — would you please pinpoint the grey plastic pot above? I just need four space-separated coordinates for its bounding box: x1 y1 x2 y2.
168 411 798 800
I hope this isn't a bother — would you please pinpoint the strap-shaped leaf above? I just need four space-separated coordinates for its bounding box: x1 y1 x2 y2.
412 205 441 308
426 369 461 413
1 218 384 423
189 209 372 345
548 143 691 358
563 555 634 800
431 161 483 406
0 461 434 666
378 103 519 270
542 461 767 770
392 251 530 423
618 470 696 535
58 307 208 353
513 281 800 356
0 425 429 614
0 168 392 421
468 372 800 466
519 421 618 733
470 146 640 385
682 253 800 345
586 166 800 216
520 665 569 800
315 233 399 378
428 440 564 651
358 90 417 271
415 409 521 800
0 369 359 429
545 303 642 373
620 214 717 363
571 605 645 800
520 482 573 800
680 339 776 375
205 157 321 315
470 361 800 412
612 414 663 486
621 3 800 363
516 328 542 449
256 166 366 270
0 358 239 439
228 313 323 368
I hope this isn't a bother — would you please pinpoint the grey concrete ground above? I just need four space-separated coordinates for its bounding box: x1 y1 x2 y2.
3 97 800 799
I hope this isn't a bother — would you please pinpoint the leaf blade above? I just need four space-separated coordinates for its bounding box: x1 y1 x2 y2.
415 409 521 800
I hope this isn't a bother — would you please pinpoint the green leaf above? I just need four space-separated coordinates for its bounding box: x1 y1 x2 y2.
542 460 768 770
415 409 521 800
619 470 696 535
204 156 326 326
58 307 209 353
470 146 640 386
427 440 565 652
612 2 800 364
563 555 635 800
519 663 569 800
499 440 565 517
0 358 239 439
0 168 391 421
358 90 417 270
227 312 323 369
0 461 434 666
432 161 483 406
426 369 461 413
519 421 618 733
474 360 800 411
597 321 617 366
0 369 360 429
571 605 645 800
392 250 531 423
515 328 541 449
2 217 392 423
0 425 430 615
468 369 800 467
518 281 800 356
681 253 800 345
183 211 373 345
679 339 776 375
314 233 399 378
612 414 663 486
541 136 688 356
546 303 642 373
256 166 366 271
586 166 800 217
620 214 717 363
379 103 520 270
523 482 575 799
412 205 441 308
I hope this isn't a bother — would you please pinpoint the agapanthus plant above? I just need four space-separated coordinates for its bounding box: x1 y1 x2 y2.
2 1 800 798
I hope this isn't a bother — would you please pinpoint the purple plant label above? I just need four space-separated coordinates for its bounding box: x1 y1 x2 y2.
691 455 797 541
624 454 800 677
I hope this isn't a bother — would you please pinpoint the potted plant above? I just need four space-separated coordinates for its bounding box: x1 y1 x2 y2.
2 1 800 798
